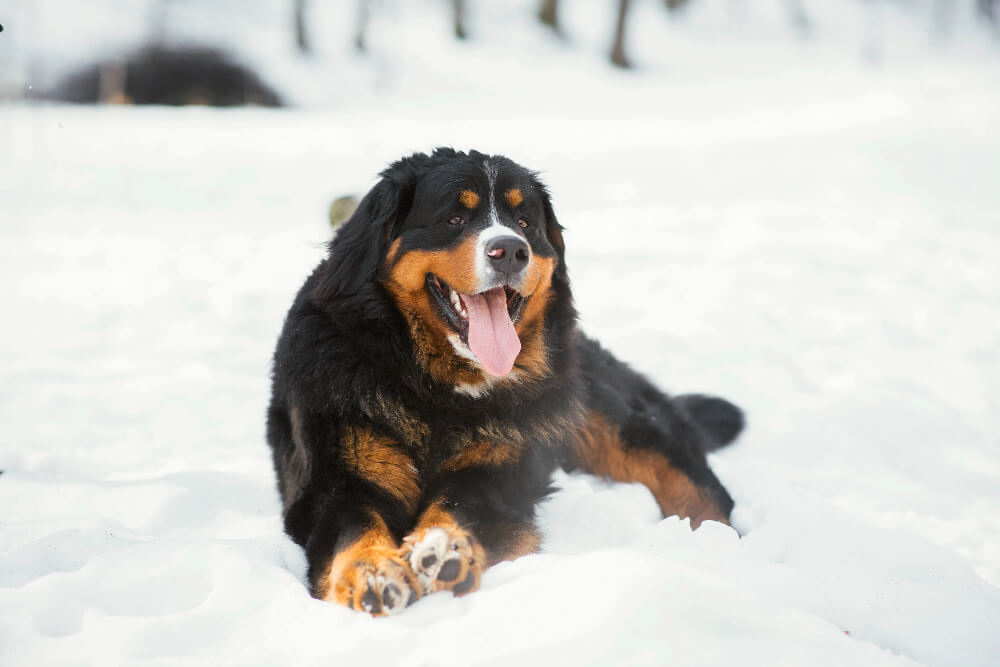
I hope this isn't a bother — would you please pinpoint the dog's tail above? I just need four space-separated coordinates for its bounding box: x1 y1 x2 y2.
676 394 745 452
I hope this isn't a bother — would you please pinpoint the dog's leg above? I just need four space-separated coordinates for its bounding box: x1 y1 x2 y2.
398 501 490 597
568 410 732 527
571 335 738 528
293 419 423 616
313 507 421 615
399 446 552 597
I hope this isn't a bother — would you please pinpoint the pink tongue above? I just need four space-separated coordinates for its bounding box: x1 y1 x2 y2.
461 287 521 377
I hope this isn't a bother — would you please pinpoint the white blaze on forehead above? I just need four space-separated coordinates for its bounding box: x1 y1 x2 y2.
475 158 528 290
483 158 500 227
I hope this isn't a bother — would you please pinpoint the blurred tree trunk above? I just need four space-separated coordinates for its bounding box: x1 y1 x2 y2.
784 0 812 35
453 0 467 40
979 0 1000 36
355 0 370 51
148 0 174 44
930 0 957 42
294 0 311 55
862 0 884 62
610 0 631 68
539 0 560 33
355 0 466 52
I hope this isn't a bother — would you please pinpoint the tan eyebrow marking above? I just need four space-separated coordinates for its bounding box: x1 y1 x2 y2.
459 190 480 209
505 188 523 207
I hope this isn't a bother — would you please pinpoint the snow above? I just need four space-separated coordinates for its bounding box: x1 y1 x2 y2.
2 1 1000 665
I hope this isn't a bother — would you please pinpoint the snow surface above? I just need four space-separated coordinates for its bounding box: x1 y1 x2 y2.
2 1 1000 666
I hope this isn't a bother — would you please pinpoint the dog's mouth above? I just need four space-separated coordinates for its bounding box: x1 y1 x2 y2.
426 273 527 377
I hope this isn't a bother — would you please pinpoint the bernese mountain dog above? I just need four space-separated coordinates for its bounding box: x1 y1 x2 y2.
267 149 743 615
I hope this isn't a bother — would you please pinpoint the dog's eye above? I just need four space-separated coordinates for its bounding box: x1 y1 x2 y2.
517 217 529 229
448 215 465 225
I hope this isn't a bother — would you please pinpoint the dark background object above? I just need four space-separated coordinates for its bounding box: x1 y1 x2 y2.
46 45 283 107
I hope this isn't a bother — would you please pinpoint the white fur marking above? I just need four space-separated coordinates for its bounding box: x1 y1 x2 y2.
408 527 450 593
454 382 490 399
475 225 524 291
447 333 480 364
476 158 528 290
453 369 523 397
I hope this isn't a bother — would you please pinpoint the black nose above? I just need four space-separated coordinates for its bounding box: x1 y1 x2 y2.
485 237 530 277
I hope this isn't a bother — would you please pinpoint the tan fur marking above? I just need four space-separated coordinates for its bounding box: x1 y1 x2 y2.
442 442 520 472
382 237 490 386
546 223 565 254
341 426 419 515
318 513 394 601
389 239 481 295
459 190 480 209
511 318 549 379
570 412 728 528
521 255 556 306
385 237 403 267
413 501 457 532
505 188 523 207
320 513 421 613
510 255 557 379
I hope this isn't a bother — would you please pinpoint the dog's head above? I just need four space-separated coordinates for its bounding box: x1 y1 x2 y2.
318 149 568 390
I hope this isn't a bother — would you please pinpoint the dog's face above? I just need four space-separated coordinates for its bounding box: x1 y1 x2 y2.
377 151 564 388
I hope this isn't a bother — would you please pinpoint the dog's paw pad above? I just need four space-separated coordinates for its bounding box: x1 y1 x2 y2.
330 548 420 616
436 557 461 581
401 526 485 597
402 527 449 590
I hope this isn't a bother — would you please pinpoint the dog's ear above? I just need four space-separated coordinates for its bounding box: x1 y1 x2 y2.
313 157 421 301
538 183 567 274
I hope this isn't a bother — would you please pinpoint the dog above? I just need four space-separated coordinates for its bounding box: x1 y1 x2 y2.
266 149 743 615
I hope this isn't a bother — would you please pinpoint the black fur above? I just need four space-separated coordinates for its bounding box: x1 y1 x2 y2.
266 149 742 601
676 394 746 452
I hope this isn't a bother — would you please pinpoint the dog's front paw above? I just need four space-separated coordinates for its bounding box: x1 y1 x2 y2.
328 546 421 616
400 526 486 597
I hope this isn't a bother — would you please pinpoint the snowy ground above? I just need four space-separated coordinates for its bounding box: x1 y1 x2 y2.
2 1 1000 666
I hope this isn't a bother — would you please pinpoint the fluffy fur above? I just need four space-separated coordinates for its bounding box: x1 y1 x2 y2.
266 149 742 615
